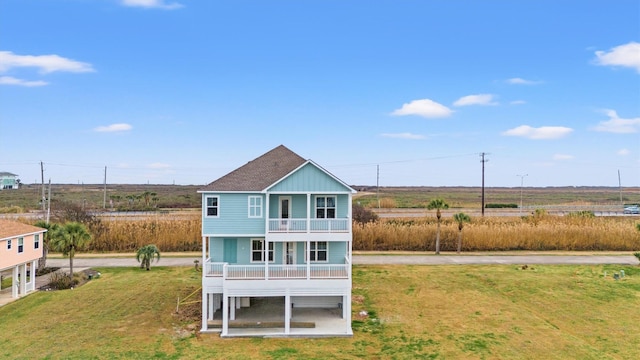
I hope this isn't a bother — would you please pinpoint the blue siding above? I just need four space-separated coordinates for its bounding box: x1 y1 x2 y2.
270 163 351 193
202 193 265 235
209 238 347 265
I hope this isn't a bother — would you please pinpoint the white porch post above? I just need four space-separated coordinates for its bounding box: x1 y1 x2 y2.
285 294 291 335
222 295 229 336
12 265 18 298
29 260 37 292
19 263 27 296
306 193 311 233
202 236 207 268
265 193 270 280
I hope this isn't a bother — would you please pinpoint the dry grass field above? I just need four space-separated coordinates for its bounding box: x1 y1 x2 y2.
0 265 638 359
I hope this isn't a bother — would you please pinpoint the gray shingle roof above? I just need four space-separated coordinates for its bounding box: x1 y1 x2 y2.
200 145 307 191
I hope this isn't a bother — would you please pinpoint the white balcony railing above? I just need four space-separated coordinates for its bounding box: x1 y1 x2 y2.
268 218 349 233
205 261 349 280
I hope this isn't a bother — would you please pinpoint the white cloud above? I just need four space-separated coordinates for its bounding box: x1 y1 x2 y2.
391 99 453 118
592 109 640 133
617 149 630 156
510 100 526 105
147 162 171 169
94 123 133 132
594 42 640 73
552 154 574 161
0 51 94 74
380 132 426 140
453 94 498 107
0 76 47 87
122 0 184 9
502 125 574 139
506 78 541 85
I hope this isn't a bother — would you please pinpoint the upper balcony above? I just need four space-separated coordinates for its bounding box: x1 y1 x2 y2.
268 218 349 233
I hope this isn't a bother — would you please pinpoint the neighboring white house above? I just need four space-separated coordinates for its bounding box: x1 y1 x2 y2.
0 220 46 298
0 172 19 190
199 145 355 337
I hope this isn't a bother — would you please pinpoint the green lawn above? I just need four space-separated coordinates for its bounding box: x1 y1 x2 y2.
0 265 638 359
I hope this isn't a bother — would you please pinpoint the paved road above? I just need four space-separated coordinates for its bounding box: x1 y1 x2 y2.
47 254 640 268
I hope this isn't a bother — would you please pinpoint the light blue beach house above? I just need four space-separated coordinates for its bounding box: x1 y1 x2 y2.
199 145 355 337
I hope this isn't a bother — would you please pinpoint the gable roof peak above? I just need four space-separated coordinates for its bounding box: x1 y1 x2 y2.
200 145 307 192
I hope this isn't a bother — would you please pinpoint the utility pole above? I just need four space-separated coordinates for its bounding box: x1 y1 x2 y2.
46 179 51 224
376 165 380 209
517 174 528 216
480 153 488 216
618 170 623 206
40 161 45 213
103 166 107 209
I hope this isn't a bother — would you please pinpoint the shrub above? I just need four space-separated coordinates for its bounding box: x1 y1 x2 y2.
48 270 83 290
485 203 518 209
378 198 397 208
353 204 378 224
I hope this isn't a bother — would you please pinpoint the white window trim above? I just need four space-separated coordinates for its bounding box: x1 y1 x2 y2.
308 241 329 263
250 239 274 263
18 237 24 253
34 234 40 249
205 195 220 218
7 239 11 250
248 196 263 218
315 196 337 219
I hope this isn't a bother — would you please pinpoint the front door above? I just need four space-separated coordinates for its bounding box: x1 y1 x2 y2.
223 238 237 263
279 196 292 229
284 242 296 264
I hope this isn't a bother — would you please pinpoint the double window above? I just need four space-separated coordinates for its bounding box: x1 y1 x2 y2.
205 196 219 217
251 239 274 262
309 241 328 262
18 237 24 253
248 196 263 218
34 234 40 249
316 196 336 219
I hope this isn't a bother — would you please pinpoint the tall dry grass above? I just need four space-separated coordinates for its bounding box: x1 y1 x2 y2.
89 214 201 252
354 216 640 251
85 212 639 252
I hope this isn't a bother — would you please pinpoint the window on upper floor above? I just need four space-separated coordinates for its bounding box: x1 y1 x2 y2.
7 239 12 250
205 196 219 217
316 196 336 219
18 237 24 253
309 241 328 262
251 239 274 262
248 196 263 218
34 234 40 249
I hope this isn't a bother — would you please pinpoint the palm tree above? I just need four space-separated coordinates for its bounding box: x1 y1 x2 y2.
453 213 471 254
136 244 161 271
427 199 449 254
50 222 92 280
33 220 59 270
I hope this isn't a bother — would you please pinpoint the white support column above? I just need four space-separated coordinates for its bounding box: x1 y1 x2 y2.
12 266 18 298
29 260 37 292
201 289 208 331
265 238 269 280
19 263 27 296
202 236 207 267
284 294 291 335
222 295 229 336
345 293 352 333
306 193 311 233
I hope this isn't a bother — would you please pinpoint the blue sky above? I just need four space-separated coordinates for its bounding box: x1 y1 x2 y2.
1 0 639 188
